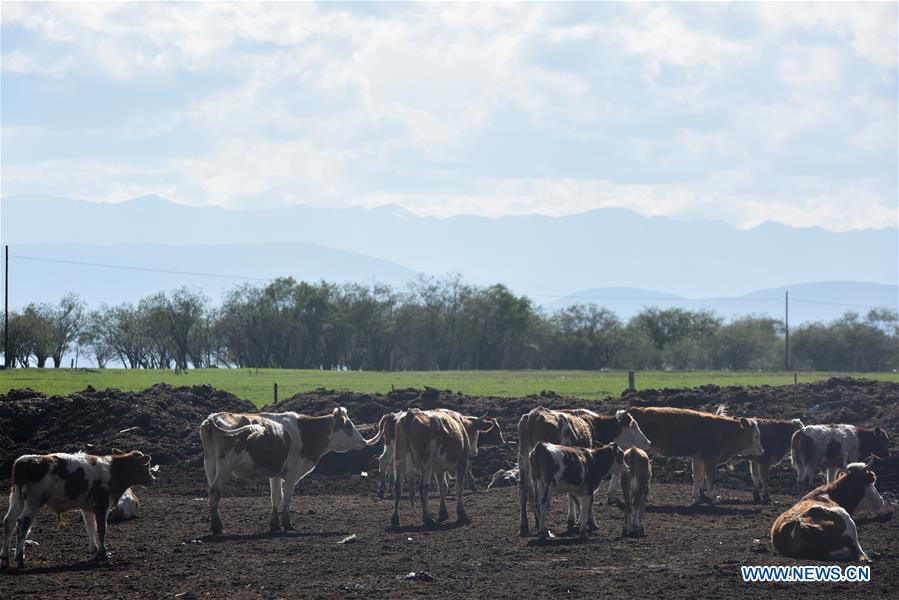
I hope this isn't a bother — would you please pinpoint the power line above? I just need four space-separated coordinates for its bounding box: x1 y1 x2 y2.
10 254 272 283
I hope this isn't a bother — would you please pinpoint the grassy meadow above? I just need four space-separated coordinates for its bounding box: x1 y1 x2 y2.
1 368 897 408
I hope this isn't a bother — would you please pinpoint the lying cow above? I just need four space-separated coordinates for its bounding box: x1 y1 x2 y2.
376 411 482 502
626 407 763 506
1 450 158 569
742 418 804 503
529 441 629 539
390 408 500 527
518 407 650 536
200 407 374 535
771 461 884 561
621 448 651 537
792 424 890 495
488 467 520 490
108 488 141 523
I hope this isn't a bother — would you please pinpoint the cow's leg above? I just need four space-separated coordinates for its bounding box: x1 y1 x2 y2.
749 460 762 503
269 478 284 531
94 507 110 561
518 452 531 536
436 473 450 522
537 480 555 539
1 489 23 569
391 453 406 528
377 448 390 500
13 500 41 569
759 462 772 504
81 509 99 555
419 462 434 526
208 467 234 535
465 464 477 492
622 482 632 536
704 458 718 503
586 494 598 530
281 476 302 531
455 460 469 524
690 458 706 506
577 492 593 537
566 494 578 533
636 488 648 536
607 472 621 505
203 449 217 489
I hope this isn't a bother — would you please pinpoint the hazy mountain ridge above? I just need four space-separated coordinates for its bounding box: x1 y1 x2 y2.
1 195 896 318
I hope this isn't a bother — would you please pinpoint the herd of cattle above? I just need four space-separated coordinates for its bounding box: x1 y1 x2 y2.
0 403 891 570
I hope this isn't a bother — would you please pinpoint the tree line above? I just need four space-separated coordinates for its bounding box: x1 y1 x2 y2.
2 277 897 372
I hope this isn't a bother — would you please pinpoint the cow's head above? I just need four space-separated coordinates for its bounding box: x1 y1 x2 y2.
868 427 890 459
609 442 630 477
329 407 369 453
739 418 764 456
111 449 159 487
843 460 884 514
465 414 503 457
613 410 651 451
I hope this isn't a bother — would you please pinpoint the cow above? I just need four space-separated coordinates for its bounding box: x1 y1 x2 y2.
621 447 651 537
488 466 520 490
517 407 651 535
389 408 500 528
740 418 804 503
108 488 141 523
376 410 494 501
200 407 374 535
529 441 629 539
1 450 158 569
625 406 764 506
791 424 890 495
771 461 884 561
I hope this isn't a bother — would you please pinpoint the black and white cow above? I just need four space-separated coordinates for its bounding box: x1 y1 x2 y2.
200 407 374 535
1 450 158 569
528 441 629 539
792 424 891 494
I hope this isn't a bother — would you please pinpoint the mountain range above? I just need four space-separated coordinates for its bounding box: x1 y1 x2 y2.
1 194 896 323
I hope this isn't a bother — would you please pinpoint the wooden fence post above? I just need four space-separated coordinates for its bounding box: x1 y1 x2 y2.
274 383 278 404
628 371 636 392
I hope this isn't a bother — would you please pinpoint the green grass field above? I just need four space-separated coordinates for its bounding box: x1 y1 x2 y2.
1 368 896 408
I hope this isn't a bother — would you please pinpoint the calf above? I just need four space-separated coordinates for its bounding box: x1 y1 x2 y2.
792 424 890 494
627 407 764 505
529 442 629 539
771 461 884 561
518 407 650 535
742 418 804 503
488 466 520 490
107 488 141 523
200 406 374 535
1 450 158 569
390 408 500 527
621 447 651 537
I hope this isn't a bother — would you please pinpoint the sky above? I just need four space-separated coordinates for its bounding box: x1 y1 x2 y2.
1 1 897 231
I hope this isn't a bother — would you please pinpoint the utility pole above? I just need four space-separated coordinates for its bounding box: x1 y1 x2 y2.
3 245 8 370
784 291 789 371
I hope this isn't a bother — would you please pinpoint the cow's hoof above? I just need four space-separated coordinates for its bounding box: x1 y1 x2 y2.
437 510 449 523
566 521 576 533
0 558 8 570
456 514 470 525
587 522 598 531
16 557 24 570
389 515 400 529
377 490 385 500
519 525 529 537
282 523 296 532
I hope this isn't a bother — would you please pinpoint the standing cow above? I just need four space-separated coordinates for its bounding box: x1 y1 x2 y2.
621 447 651 537
1 450 158 569
517 407 650 536
390 408 500 527
626 407 764 506
200 407 374 535
741 418 804 503
792 424 890 494
529 442 629 539
771 461 884 561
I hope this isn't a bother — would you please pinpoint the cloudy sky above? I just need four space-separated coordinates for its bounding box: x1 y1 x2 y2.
2 2 896 230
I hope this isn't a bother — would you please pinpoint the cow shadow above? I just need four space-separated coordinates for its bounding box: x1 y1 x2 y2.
526 534 591 547
646 503 761 517
197 529 350 543
1 559 124 576
386 520 471 534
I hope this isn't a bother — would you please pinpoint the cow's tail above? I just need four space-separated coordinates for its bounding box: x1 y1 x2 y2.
207 417 264 438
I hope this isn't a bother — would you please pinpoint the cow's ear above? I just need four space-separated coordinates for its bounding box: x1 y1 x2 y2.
616 410 630 425
866 470 876 484
876 427 889 440
150 464 160 474
140 455 152 466
112 448 125 456
739 417 750 429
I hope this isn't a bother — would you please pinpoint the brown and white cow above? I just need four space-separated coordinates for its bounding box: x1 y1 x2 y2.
200 407 374 535
517 407 650 535
488 466 520 490
740 418 804 503
529 441 629 539
621 447 651 537
791 424 891 495
389 408 500 527
107 488 141 523
1 450 158 569
626 406 764 506
771 461 884 561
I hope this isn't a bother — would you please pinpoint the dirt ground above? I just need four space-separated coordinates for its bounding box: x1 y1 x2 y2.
2 378 898 598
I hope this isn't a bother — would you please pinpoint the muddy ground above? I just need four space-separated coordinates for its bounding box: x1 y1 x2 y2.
1 378 897 598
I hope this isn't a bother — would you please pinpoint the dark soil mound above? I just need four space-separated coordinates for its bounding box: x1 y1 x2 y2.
0 383 254 478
